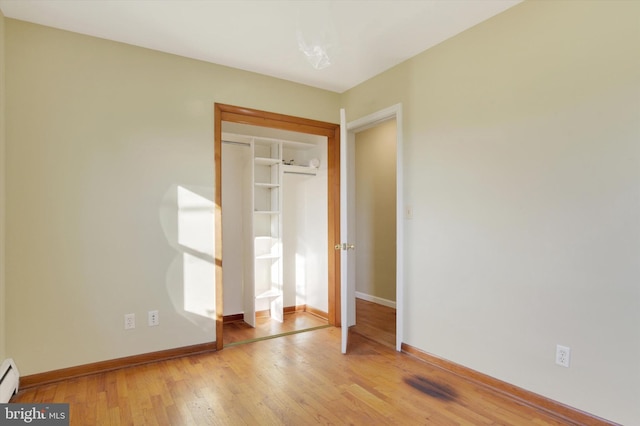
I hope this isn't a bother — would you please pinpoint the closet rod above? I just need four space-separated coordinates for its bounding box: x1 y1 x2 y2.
284 171 316 176
222 140 251 147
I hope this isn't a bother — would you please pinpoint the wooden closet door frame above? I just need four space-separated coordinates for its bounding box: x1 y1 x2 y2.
214 103 341 350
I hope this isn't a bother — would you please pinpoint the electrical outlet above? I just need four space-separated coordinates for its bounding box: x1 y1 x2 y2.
556 344 570 367
148 310 159 327
124 313 135 330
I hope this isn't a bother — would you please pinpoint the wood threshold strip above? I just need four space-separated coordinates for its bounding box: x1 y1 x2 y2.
224 306 327 323
224 324 331 348
20 342 217 389
401 343 619 426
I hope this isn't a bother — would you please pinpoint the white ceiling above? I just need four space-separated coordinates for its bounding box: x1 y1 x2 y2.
0 0 522 93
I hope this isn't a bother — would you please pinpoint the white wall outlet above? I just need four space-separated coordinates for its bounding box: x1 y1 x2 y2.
556 344 570 367
148 310 159 327
124 313 135 330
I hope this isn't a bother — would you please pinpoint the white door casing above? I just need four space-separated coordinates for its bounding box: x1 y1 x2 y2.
342 104 404 353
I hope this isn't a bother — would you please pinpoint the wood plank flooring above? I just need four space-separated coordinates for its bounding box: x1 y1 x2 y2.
350 298 396 349
223 311 328 346
13 326 574 425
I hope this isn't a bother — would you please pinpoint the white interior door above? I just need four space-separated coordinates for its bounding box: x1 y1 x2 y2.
340 109 357 354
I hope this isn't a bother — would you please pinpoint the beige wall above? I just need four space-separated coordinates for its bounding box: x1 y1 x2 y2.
343 1 640 424
0 9 6 361
3 18 340 375
2 1 640 424
355 119 396 303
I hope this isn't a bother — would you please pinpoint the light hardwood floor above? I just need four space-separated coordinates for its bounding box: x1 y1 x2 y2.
222 298 393 348
13 325 577 425
223 311 329 346
350 298 396 349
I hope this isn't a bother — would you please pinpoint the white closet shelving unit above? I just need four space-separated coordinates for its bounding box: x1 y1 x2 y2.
252 138 284 323
223 131 322 327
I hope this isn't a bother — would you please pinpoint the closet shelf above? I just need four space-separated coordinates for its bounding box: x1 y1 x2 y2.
255 157 280 166
255 289 282 300
282 165 317 176
255 182 280 188
254 210 280 214
255 253 280 260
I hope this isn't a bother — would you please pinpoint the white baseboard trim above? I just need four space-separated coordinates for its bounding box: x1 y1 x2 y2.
355 292 396 309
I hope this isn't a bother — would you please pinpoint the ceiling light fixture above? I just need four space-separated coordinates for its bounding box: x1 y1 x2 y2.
297 31 331 70
295 2 335 70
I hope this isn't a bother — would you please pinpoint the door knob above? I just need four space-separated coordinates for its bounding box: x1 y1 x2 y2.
334 243 356 250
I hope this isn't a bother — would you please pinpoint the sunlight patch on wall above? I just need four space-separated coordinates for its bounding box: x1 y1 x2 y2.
177 186 215 319
177 186 214 257
159 184 216 331
183 252 215 319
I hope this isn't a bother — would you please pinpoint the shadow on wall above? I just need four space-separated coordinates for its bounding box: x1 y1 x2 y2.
295 252 307 303
159 184 216 332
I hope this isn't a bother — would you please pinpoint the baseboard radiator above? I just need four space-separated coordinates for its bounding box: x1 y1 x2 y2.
0 358 20 403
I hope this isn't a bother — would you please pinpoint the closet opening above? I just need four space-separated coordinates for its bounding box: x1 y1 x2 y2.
214 104 341 350
221 125 329 345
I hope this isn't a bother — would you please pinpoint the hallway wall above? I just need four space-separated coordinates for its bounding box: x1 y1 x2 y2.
355 119 397 304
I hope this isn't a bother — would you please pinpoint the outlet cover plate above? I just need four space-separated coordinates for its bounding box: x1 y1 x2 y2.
148 310 159 327
124 313 135 330
556 344 570 367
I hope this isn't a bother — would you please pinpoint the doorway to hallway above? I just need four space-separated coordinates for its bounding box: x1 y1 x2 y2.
340 103 403 354
352 118 398 349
